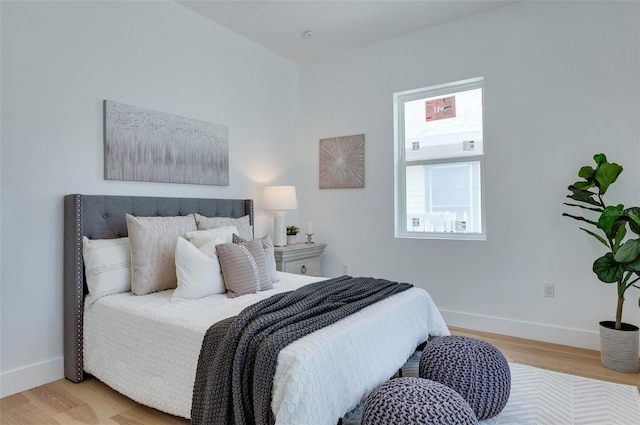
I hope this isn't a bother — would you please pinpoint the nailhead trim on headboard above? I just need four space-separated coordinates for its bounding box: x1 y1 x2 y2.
74 194 84 381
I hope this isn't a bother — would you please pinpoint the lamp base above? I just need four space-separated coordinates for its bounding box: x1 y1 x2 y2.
273 210 287 247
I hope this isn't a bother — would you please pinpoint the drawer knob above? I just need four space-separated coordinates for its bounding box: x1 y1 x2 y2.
301 265 307 274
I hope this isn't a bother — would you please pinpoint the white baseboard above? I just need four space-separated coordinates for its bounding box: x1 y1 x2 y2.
440 309 601 351
0 356 64 398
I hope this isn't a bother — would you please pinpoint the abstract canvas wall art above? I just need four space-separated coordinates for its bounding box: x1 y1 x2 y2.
104 100 229 185
319 134 365 189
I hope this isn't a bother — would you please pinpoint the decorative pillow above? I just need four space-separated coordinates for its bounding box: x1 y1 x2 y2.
82 236 131 299
233 233 279 283
173 237 225 300
126 214 197 295
216 239 274 298
186 226 238 248
195 214 253 241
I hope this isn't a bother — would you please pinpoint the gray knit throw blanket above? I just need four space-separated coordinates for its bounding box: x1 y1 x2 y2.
191 275 412 425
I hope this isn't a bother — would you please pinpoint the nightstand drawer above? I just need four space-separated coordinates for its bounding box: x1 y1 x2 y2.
274 242 326 276
282 257 321 276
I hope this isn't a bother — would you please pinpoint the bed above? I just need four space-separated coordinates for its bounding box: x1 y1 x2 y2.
63 194 450 425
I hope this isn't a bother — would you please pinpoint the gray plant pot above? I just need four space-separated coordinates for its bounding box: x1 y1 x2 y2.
599 321 639 374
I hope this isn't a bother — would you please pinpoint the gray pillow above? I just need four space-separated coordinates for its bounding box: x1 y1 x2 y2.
195 214 253 241
126 214 197 295
233 233 279 283
216 239 274 298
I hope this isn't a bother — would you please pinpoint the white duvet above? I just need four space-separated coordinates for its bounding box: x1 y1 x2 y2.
84 272 449 424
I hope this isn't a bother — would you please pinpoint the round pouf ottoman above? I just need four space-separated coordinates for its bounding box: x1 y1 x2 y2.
362 377 477 425
419 336 511 420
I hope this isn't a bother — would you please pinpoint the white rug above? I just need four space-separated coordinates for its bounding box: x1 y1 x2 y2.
343 360 640 425
481 363 640 425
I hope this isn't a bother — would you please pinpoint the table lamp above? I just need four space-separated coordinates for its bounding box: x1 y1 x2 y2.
263 185 298 247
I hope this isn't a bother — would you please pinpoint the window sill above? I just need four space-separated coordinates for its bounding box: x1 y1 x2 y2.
395 231 486 241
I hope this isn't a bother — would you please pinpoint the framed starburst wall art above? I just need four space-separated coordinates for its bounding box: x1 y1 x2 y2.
319 134 365 189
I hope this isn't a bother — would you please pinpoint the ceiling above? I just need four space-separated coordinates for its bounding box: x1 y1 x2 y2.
178 1 517 64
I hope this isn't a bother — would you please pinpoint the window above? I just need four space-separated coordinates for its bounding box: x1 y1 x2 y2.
394 77 485 240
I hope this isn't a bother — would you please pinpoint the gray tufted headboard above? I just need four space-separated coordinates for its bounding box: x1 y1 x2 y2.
63 194 254 383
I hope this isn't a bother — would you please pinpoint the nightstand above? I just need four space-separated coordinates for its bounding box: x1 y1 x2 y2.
273 243 327 276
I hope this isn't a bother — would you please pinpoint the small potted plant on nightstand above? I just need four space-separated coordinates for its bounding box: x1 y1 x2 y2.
286 225 300 245
563 153 640 373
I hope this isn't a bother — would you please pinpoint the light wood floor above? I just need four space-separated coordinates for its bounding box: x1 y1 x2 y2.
2 328 638 424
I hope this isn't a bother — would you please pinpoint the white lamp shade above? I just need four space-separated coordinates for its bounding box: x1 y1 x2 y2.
263 185 298 210
264 185 297 246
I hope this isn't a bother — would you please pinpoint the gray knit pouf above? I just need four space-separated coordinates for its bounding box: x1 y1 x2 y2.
361 377 477 425
419 336 511 420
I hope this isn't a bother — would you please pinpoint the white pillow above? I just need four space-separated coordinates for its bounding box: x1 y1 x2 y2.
173 237 225 300
82 236 131 299
186 225 238 248
195 214 253 241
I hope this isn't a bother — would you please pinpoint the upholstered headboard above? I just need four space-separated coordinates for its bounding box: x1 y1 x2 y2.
63 194 254 383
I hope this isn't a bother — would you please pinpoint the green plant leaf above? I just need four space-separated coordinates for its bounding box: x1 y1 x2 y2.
624 255 640 272
614 224 627 251
563 202 603 212
578 166 595 179
595 162 623 195
593 253 624 283
573 181 595 190
566 186 601 206
614 239 640 263
579 227 609 248
598 205 624 237
563 213 598 226
627 209 640 235
593 153 607 167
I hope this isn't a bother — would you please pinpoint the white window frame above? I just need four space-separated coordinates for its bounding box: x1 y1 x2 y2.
394 77 486 240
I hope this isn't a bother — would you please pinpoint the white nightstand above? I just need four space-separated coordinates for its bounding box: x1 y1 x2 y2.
273 243 327 277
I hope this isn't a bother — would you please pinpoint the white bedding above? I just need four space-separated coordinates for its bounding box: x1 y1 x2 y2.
84 272 449 424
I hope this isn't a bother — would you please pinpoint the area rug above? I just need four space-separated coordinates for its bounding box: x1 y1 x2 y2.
480 363 640 424
342 357 640 425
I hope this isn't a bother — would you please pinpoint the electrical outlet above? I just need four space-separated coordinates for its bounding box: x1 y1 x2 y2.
544 283 555 298
342 264 348 274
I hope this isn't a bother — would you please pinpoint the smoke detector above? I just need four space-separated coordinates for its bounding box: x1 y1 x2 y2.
302 30 316 39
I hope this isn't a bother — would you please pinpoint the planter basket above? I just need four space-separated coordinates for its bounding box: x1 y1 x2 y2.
599 321 639 374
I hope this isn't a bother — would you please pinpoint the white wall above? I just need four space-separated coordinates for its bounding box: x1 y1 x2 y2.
299 1 640 349
0 0 299 396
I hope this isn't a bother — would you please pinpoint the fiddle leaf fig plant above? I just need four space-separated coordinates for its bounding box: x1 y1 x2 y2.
563 154 640 330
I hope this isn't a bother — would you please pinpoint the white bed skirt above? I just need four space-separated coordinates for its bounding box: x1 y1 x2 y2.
84 272 449 424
